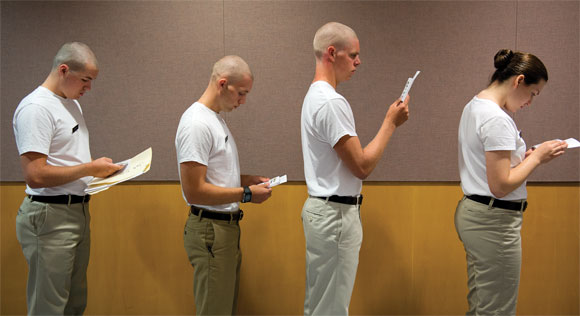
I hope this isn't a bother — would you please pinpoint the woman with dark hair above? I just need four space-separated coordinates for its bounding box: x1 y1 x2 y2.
455 49 567 315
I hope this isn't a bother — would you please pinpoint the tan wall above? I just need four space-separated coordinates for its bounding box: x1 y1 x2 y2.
1 182 578 315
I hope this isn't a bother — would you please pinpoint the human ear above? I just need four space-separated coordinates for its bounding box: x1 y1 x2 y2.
58 64 69 76
515 74 525 87
218 78 228 89
328 46 336 60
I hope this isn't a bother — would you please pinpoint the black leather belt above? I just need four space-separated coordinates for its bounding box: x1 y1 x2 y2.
466 195 527 212
190 206 243 222
28 194 90 204
312 194 363 206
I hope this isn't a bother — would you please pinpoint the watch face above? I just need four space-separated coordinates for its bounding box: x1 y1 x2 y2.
243 186 252 203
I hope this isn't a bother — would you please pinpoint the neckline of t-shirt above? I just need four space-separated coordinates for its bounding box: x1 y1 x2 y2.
312 80 334 90
194 101 221 117
37 85 68 101
473 95 500 107
473 96 513 118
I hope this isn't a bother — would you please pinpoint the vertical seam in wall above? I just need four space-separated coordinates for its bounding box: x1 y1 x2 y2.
515 0 518 49
411 188 415 302
222 0 226 55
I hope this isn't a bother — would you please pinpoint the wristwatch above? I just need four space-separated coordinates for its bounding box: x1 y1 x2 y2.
242 186 252 203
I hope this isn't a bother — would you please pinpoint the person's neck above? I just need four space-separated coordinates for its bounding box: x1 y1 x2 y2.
197 85 221 113
313 61 338 88
478 82 509 109
41 72 65 98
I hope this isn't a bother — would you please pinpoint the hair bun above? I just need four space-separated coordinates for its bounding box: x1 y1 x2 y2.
494 49 514 70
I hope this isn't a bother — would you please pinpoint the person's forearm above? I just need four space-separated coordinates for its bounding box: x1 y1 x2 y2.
488 155 540 198
360 120 397 177
184 182 244 205
24 163 93 189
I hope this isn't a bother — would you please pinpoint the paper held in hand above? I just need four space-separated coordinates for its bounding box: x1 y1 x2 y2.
265 175 287 188
85 147 152 195
532 138 580 149
400 70 420 102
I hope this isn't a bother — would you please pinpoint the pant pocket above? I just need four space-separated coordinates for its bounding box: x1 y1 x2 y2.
184 218 215 263
18 199 49 235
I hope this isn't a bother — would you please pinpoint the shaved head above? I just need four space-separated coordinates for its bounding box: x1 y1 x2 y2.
211 55 253 84
52 42 98 72
313 22 358 59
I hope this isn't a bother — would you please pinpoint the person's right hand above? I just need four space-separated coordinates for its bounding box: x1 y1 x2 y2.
90 157 123 178
249 182 272 203
530 140 567 164
386 95 410 127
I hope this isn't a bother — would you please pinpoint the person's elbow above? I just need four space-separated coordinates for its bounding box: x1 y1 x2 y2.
24 173 46 189
350 166 371 180
182 183 210 205
488 183 509 199
183 190 203 205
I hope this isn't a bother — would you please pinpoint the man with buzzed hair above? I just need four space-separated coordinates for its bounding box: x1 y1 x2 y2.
301 22 410 315
175 55 272 315
13 42 122 314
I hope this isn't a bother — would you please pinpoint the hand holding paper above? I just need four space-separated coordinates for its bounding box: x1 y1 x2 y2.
527 139 569 164
259 175 287 188
85 147 152 195
400 71 420 102
532 138 579 149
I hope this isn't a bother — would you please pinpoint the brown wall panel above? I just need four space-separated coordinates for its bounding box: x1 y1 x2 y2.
1 1 224 181
224 0 519 181
2 182 578 315
1 1 578 182
515 0 580 181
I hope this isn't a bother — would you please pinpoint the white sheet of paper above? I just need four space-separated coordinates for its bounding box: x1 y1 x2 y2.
532 138 580 149
563 138 580 148
399 70 420 102
265 174 287 188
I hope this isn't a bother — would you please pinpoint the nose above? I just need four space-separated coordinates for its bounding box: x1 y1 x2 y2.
355 56 361 67
86 81 92 91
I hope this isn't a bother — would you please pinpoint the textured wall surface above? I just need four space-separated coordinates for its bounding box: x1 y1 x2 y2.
1 1 578 181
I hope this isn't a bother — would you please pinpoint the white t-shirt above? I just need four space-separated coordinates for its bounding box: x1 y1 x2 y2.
458 96 527 200
175 102 241 212
13 86 92 196
301 81 362 196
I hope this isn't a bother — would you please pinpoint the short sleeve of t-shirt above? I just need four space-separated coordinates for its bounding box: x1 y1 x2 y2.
315 98 357 147
14 103 53 156
176 119 213 166
480 116 517 152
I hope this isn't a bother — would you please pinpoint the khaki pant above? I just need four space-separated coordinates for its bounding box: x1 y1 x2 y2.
184 211 241 315
455 196 523 316
302 197 363 316
16 196 91 315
